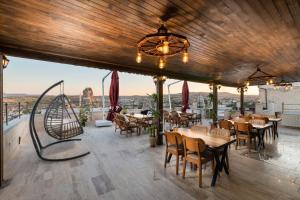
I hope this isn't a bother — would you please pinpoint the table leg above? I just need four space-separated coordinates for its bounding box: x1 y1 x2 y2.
272 122 275 140
274 121 278 139
211 146 229 187
257 129 264 152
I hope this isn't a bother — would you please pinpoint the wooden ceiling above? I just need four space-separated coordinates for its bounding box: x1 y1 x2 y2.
1 0 300 86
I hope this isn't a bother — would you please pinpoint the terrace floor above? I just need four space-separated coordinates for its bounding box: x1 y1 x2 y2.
1 122 300 200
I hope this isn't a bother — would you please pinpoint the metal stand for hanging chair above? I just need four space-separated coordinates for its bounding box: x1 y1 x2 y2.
29 80 90 161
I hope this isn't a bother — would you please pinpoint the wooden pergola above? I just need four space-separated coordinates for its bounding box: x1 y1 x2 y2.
2 0 300 187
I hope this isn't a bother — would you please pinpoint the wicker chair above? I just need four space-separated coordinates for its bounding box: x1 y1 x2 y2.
170 111 189 127
163 110 171 124
114 113 139 136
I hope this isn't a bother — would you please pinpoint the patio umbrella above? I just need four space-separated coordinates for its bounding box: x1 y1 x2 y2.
181 81 189 112
106 70 119 121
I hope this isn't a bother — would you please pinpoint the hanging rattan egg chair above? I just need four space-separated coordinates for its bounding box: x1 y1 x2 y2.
29 80 90 161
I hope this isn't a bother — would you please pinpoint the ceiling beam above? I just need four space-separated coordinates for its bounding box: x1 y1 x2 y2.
0 44 239 87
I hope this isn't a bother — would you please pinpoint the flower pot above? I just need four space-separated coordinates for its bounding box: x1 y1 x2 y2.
149 136 156 147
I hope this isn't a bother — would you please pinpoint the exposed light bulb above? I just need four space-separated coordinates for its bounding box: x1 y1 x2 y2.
182 52 188 63
246 81 250 86
266 80 269 85
162 41 169 54
159 58 165 69
269 79 273 84
136 52 142 63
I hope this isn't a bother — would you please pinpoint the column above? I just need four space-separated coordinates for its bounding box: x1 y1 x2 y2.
155 76 164 145
240 87 244 115
212 83 218 125
0 54 3 187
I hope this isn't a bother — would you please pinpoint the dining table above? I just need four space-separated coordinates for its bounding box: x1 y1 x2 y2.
176 128 236 187
268 117 282 139
228 119 273 151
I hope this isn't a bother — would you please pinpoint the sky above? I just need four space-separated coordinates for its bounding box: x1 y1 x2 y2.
3 56 258 96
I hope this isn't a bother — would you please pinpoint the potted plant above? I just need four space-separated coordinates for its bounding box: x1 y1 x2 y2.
148 125 157 147
147 93 160 147
122 106 128 115
79 108 88 127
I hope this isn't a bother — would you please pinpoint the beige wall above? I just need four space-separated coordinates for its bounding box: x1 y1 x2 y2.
3 116 29 163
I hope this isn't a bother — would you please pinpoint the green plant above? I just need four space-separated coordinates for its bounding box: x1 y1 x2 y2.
146 93 160 138
79 108 88 127
122 106 128 114
147 125 156 137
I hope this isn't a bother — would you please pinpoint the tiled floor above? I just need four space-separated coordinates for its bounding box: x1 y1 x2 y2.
1 121 300 200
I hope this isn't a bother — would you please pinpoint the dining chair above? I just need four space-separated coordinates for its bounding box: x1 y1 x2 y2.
170 111 189 127
234 122 256 152
253 115 273 139
164 131 184 175
240 115 252 122
182 136 214 187
210 128 231 169
115 113 139 136
163 110 171 124
219 119 235 136
190 124 208 134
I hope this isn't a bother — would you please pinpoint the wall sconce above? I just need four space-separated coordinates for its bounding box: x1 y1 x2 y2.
209 83 221 90
237 86 248 93
2 55 9 68
153 75 167 84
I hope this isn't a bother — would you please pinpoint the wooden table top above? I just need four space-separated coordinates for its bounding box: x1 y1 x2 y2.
268 118 282 122
228 119 273 130
176 128 235 149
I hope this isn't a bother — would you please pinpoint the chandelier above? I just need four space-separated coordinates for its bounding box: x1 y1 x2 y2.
244 66 275 86
136 23 190 69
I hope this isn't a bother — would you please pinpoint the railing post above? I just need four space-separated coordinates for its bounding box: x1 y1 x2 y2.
5 103 7 125
18 102 21 118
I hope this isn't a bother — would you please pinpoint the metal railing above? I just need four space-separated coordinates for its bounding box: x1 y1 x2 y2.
282 103 300 114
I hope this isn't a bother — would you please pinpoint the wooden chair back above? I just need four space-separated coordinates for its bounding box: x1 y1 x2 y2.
165 131 183 148
182 136 206 153
240 115 252 122
210 128 230 139
219 119 233 130
191 125 208 134
165 131 177 146
234 122 252 132
249 119 265 125
253 116 269 124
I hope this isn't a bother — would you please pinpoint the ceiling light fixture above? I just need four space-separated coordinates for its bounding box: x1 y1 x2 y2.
136 23 190 69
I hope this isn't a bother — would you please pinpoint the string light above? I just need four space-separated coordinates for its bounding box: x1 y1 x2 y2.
159 57 166 69
162 41 169 54
182 50 188 63
136 52 142 63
